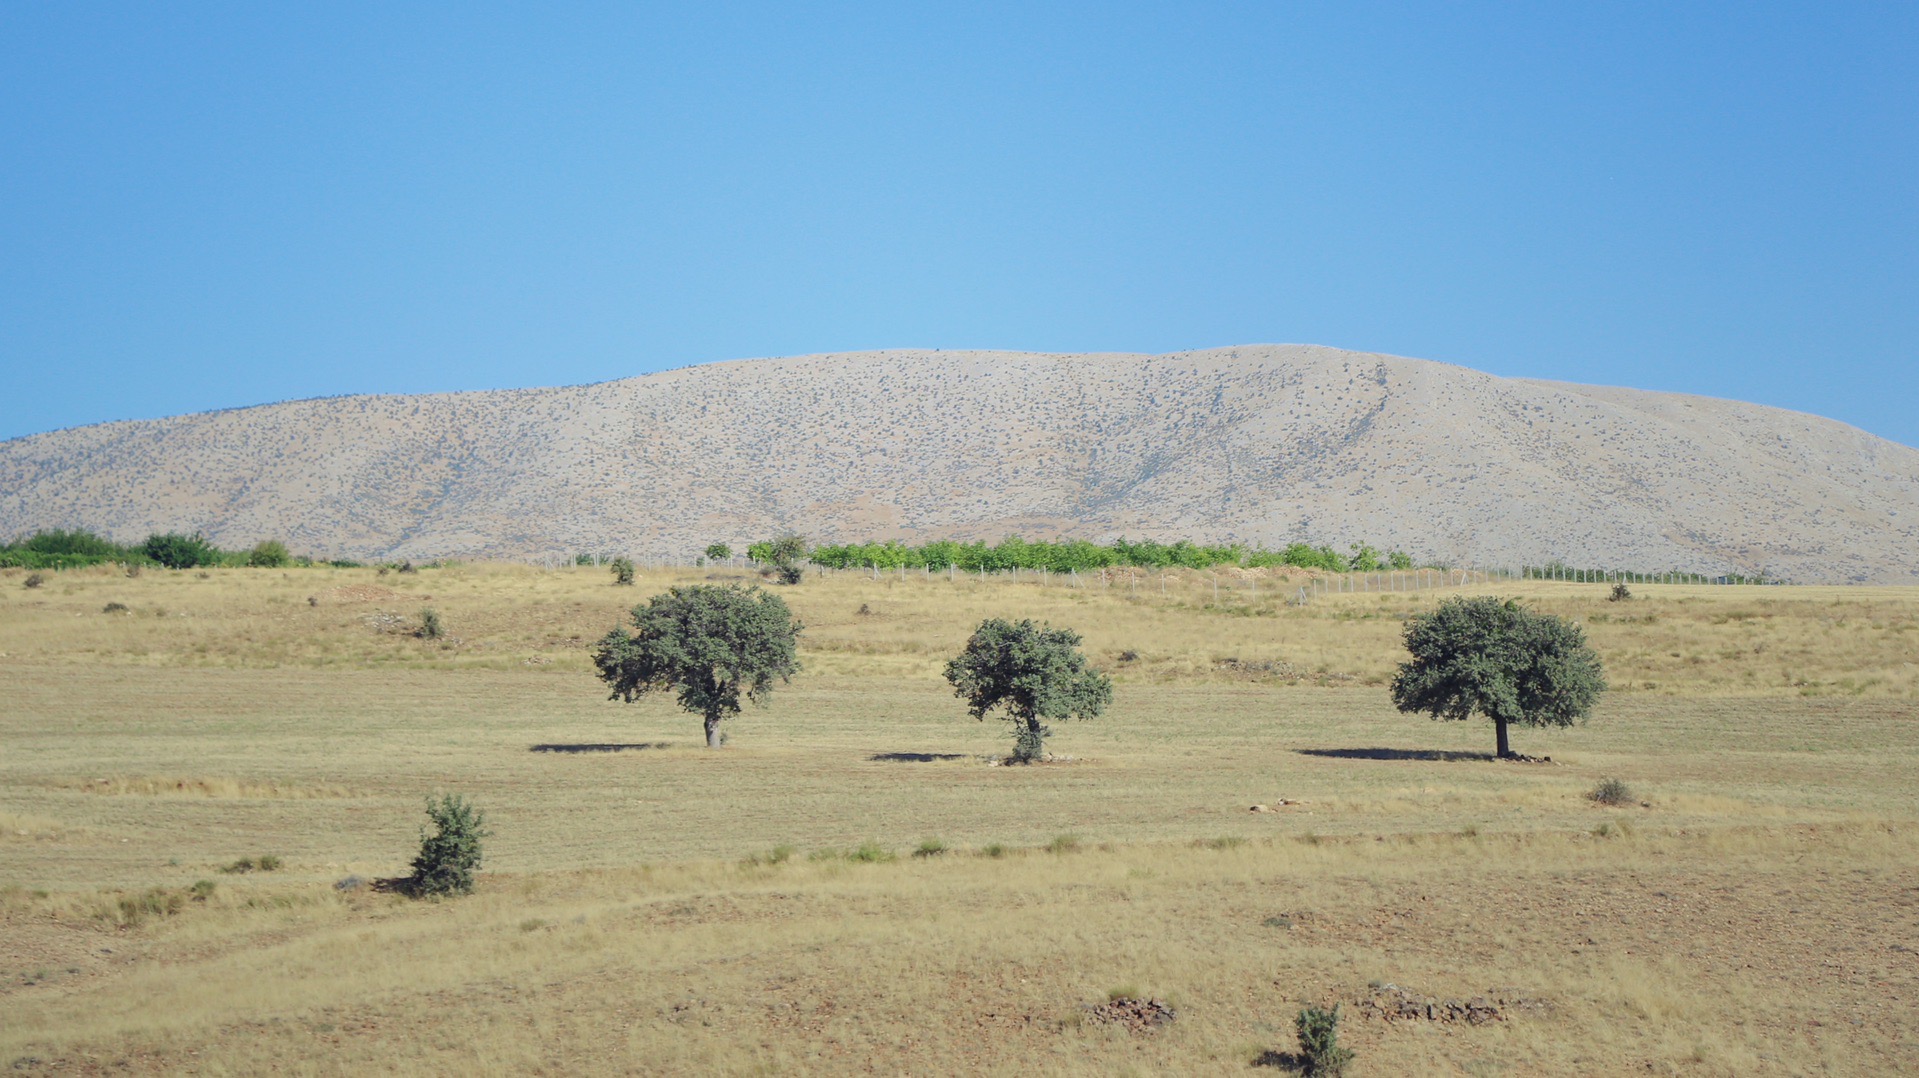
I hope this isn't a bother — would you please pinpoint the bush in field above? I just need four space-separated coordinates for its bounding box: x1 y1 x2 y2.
23 572 44 589
609 557 636 586
1295 1004 1354 1076
143 532 220 569
1609 582 1632 602
750 534 807 584
704 542 731 563
944 618 1112 762
591 584 803 748
247 540 291 568
1589 777 1634 805
417 608 443 639
1391 597 1606 758
407 794 488 897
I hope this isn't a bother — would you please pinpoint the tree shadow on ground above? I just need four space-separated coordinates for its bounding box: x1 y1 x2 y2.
530 742 671 754
1250 1048 1305 1070
868 752 969 762
1296 747 1495 763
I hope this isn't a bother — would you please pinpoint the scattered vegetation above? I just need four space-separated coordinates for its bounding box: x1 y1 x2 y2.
913 838 948 858
417 608 444 640
219 855 284 874
407 794 488 897
749 534 809 584
944 618 1112 761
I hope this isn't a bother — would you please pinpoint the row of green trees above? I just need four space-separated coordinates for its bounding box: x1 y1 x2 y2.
591 584 1606 762
0 528 339 570
799 536 1418 574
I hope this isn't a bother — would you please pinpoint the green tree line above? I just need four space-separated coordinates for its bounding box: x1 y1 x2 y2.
1 528 350 570
803 536 1417 574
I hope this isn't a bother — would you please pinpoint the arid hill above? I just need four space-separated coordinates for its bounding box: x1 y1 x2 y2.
3 345 1915 583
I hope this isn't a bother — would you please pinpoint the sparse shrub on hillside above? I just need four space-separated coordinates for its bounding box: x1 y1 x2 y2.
609 557 635 586
407 794 488 897
591 584 803 748
247 540 291 568
142 532 220 569
417 608 443 640
1391 597 1607 758
1610 582 1632 602
1589 777 1634 806
944 618 1112 762
1295 1004 1354 1076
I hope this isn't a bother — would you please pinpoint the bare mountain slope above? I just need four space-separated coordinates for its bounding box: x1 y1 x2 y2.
3 345 1915 583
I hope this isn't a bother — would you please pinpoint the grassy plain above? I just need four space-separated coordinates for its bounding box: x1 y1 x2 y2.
1 563 1915 1075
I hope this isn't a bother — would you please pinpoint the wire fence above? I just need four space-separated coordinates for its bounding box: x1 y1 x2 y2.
536 553 1778 607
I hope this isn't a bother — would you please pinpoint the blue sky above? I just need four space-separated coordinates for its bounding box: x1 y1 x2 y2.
3 3 1914 447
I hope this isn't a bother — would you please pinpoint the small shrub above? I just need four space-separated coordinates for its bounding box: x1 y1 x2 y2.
111 888 185 927
417 608 443 640
913 838 948 858
407 794 488 897
846 841 895 863
257 854 283 871
775 564 804 585
856 603 873 616
743 844 795 867
247 540 292 568
980 842 1009 859
124 564 142 578
1295 1003 1354 1077
103 601 129 614
397 560 417 574
189 879 217 901
1117 649 1139 663
705 542 732 563
609 557 635 586
1589 777 1633 806
1046 834 1082 854
1609 582 1632 602
1107 984 1141 1001
220 857 257 874
1202 835 1247 850
23 572 44 589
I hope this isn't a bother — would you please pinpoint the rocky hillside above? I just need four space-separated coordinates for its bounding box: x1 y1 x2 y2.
3 345 1915 583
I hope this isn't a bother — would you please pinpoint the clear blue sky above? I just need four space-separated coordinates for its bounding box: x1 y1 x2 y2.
4 3 1914 447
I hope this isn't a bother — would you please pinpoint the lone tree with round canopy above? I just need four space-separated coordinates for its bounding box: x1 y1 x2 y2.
591 584 803 748
944 618 1112 762
1390 596 1606 758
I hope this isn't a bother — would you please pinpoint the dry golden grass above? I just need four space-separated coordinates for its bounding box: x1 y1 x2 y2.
1 564 1915 1074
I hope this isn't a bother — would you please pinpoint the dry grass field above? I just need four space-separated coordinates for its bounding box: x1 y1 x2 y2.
2 563 1916 1075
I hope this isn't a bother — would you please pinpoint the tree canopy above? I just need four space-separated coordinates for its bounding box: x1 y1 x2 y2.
1390 596 1606 758
590 584 803 747
944 618 1112 761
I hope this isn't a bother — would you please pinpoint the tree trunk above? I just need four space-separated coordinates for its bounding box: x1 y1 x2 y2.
1494 717 1512 759
705 711 723 748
